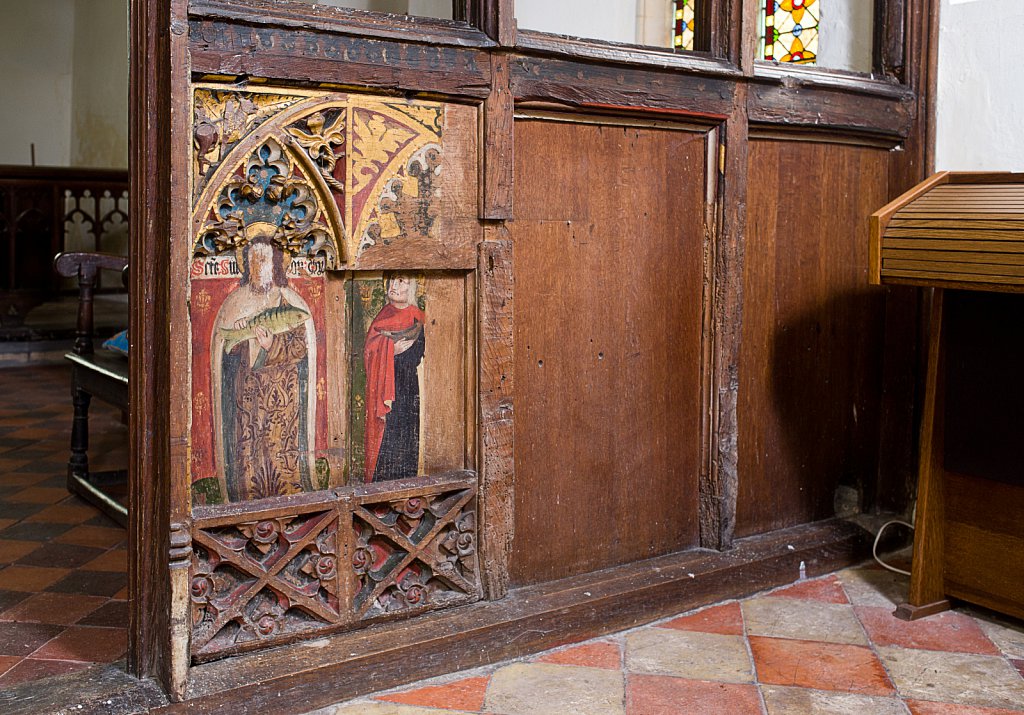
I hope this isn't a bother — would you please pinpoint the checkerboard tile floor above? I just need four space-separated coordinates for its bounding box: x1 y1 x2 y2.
312 568 1024 715
0 365 128 688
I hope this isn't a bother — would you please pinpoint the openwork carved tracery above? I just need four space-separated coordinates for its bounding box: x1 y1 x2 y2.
189 474 480 659
352 486 479 620
190 509 341 657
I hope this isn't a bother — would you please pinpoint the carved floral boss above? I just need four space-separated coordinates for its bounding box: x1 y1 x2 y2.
189 478 480 659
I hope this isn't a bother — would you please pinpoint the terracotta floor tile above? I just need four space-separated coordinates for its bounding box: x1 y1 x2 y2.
54 524 126 549
658 602 744 636
16 541 106 569
536 641 622 669
0 653 21 676
78 599 127 627
31 625 126 662
7 485 70 504
0 591 107 625
377 675 490 711
749 636 894 696
315 704 479 715
0 538 42 564
0 657 93 688
625 628 754 683
878 646 1024 709
24 501 97 524
742 597 868 645
0 518 14 531
81 548 127 572
0 564 70 591
0 620 64 656
47 569 126 597
761 685 908 715
767 575 849 604
484 663 625 715
857 606 1001 655
1012 659 1024 679
626 675 762 715
906 700 1024 715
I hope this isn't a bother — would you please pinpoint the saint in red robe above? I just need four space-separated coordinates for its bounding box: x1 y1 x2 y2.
363 303 425 482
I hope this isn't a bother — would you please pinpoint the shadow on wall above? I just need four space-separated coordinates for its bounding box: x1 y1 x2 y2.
768 287 887 522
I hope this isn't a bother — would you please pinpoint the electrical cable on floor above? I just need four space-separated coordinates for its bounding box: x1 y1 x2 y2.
872 519 914 576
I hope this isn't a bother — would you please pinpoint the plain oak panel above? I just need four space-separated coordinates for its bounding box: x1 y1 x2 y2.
509 119 707 586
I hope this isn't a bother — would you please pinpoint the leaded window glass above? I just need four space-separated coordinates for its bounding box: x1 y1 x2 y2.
760 0 819 64
673 0 695 52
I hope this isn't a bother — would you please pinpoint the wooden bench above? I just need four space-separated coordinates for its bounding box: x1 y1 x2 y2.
53 252 129 526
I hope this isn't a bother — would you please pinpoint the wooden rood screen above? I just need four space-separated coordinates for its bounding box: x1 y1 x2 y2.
127 0 938 707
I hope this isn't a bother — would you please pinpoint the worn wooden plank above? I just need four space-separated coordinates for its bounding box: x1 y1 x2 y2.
189 19 492 99
165 519 871 713
885 228 1024 241
481 53 513 220
509 119 706 585
885 238 1024 254
510 53 736 118
749 68 915 138
478 235 514 600
192 0 494 48
884 259 1024 277
883 249 1024 265
883 269 1024 287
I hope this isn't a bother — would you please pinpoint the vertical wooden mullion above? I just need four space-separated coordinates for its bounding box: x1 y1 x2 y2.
481 53 513 221
478 234 513 599
472 0 516 46
700 86 748 551
128 0 174 690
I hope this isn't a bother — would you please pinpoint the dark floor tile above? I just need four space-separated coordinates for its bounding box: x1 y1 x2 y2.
78 599 127 628
83 513 123 529
16 542 105 569
0 589 32 613
0 621 64 656
0 521 73 541
47 570 127 597
0 501 41 520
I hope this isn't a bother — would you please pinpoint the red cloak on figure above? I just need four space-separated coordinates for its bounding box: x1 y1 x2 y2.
363 303 425 482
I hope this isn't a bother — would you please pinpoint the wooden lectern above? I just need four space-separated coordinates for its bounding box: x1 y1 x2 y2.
870 171 1024 621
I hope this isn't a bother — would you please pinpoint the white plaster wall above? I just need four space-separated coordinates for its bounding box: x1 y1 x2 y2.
0 0 76 166
817 0 873 73
515 0 637 44
71 0 129 168
935 0 1024 171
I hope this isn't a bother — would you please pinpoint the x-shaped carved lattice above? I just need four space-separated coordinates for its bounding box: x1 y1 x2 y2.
353 487 478 618
191 510 340 651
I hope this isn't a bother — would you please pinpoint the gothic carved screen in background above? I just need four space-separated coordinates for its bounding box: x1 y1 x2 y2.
185 85 479 658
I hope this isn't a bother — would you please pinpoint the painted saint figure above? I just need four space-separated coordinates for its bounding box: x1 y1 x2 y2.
211 226 317 501
364 276 425 482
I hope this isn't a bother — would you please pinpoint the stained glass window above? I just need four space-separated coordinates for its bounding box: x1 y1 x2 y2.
673 0 695 52
760 0 819 64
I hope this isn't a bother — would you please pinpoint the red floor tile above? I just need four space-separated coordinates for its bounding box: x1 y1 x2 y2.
78 599 127 628
55 525 126 549
856 606 1001 655
769 575 849 604
31 625 126 663
376 675 490 711
1012 659 1024 679
82 549 127 572
0 653 22 676
0 564 70 591
536 641 622 669
0 538 41 564
24 501 96 525
7 486 69 505
906 700 1024 715
749 636 895 696
658 602 745 636
0 592 107 625
626 675 763 715
0 657 93 688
